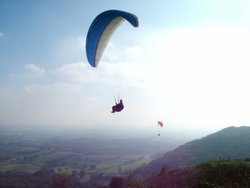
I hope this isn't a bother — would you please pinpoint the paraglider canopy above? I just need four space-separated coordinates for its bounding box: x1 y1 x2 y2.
157 121 163 127
86 9 139 67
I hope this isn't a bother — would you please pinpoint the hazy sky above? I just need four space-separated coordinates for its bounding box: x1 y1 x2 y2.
1 0 250 136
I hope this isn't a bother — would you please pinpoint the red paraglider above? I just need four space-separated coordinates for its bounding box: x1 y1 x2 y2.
157 121 163 136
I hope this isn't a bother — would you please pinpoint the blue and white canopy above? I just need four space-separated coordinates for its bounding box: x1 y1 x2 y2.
86 10 139 67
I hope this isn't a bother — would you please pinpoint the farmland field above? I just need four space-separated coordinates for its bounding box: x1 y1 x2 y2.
0 128 181 186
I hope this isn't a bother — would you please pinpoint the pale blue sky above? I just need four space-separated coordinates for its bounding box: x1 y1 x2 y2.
1 0 250 137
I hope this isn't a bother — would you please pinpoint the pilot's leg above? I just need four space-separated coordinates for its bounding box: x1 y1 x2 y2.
111 106 115 113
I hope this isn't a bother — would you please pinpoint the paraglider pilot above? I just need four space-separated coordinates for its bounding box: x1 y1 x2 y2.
111 99 124 113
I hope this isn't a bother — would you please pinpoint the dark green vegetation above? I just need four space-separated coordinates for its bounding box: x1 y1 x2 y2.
101 159 250 188
0 128 177 188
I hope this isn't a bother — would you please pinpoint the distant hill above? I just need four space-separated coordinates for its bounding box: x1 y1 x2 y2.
133 126 250 177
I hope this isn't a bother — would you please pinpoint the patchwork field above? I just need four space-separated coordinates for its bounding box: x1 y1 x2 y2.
0 129 178 186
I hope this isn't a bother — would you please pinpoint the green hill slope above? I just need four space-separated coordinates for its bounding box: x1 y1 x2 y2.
134 126 250 177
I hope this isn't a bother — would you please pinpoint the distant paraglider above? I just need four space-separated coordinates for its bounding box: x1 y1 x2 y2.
86 9 139 67
157 121 163 136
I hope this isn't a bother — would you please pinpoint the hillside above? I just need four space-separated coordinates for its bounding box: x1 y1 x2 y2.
133 126 250 177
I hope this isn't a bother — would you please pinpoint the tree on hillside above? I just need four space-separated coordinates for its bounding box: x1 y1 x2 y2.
49 173 73 188
109 177 124 188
